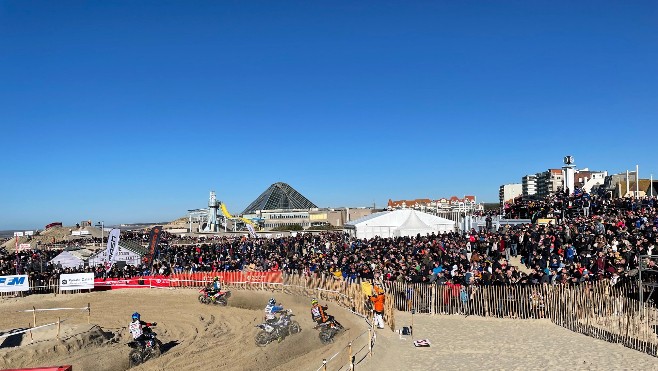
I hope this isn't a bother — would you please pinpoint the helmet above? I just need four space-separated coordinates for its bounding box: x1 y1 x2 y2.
311 298 318 305
268 298 276 306
213 276 219 282
132 312 140 321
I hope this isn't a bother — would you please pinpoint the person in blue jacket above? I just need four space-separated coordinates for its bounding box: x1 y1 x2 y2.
264 298 286 342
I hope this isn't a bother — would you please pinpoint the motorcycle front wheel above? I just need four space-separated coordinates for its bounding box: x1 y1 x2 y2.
198 295 208 304
129 349 142 367
255 331 271 347
289 321 301 335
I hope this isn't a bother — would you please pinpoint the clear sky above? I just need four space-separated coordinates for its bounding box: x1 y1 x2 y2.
1 1 657 230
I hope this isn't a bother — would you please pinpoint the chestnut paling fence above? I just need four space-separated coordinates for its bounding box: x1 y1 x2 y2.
384 280 658 357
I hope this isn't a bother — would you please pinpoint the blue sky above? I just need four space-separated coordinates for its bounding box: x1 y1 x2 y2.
1 1 657 230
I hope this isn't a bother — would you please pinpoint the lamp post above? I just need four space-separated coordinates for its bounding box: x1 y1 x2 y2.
95 221 104 247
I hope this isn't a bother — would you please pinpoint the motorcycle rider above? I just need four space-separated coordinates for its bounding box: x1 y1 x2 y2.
129 312 157 348
205 276 222 302
311 298 342 328
264 298 286 342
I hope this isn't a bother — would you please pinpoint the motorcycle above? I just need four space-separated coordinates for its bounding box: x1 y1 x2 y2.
198 288 231 306
254 309 301 347
314 319 343 344
127 327 162 367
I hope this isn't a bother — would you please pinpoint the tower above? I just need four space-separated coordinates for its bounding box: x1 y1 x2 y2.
562 156 575 194
205 191 220 232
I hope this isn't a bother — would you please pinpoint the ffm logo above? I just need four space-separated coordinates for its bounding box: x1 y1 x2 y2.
0 276 26 285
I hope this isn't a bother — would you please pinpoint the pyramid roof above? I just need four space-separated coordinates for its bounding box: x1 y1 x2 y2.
242 182 317 214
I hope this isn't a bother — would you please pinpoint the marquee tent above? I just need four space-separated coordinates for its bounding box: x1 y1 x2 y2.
344 209 456 239
49 251 85 269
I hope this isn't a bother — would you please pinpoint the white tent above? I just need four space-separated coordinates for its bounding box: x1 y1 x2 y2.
49 251 85 269
345 209 455 239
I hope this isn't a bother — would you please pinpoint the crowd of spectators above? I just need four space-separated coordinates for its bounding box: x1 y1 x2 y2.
2 191 656 289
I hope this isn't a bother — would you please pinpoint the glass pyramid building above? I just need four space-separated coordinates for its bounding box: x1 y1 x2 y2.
242 182 317 214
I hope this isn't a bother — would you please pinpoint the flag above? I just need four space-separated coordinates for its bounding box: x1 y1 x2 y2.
104 228 121 272
246 224 257 238
146 226 163 269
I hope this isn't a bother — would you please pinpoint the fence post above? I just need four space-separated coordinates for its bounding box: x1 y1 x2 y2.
368 326 373 358
349 341 354 371
87 303 91 324
57 317 61 339
28 323 33 342
32 306 36 327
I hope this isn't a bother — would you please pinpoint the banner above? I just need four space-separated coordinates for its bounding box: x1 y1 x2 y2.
94 275 170 290
168 271 283 287
104 228 121 272
246 224 257 238
145 225 163 268
17 243 32 251
59 273 94 291
0 275 29 292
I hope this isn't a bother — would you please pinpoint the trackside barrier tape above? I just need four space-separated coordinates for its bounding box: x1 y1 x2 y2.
2 366 72 371
314 332 369 371
0 322 59 339
17 307 88 313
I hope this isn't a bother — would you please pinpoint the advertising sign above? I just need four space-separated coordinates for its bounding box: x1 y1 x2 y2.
104 229 121 272
0 275 29 292
59 273 95 291
17 243 32 251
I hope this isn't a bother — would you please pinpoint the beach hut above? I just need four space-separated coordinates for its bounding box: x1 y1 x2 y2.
344 209 455 239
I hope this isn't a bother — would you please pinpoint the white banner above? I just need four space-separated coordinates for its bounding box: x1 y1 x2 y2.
13 232 24 237
59 273 94 291
0 275 29 292
246 224 257 238
104 228 121 272
18 243 32 251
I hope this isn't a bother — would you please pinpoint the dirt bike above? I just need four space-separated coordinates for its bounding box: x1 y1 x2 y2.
198 288 231 306
127 327 162 367
314 318 343 344
254 310 301 347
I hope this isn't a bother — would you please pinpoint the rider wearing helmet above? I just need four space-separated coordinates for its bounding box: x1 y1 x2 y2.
311 298 342 328
311 298 328 324
264 298 286 342
128 312 157 348
264 298 285 324
206 276 222 302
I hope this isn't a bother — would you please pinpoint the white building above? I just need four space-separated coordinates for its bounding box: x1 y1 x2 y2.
499 183 523 205
522 175 537 198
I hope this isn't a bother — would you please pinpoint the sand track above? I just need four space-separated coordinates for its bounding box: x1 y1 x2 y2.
0 289 369 371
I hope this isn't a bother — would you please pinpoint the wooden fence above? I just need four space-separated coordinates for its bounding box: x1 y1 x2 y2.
384 280 658 357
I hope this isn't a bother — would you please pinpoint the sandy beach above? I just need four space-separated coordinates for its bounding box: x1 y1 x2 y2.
1 290 657 371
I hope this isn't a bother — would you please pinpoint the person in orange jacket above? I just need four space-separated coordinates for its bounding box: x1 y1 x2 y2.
369 286 385 329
